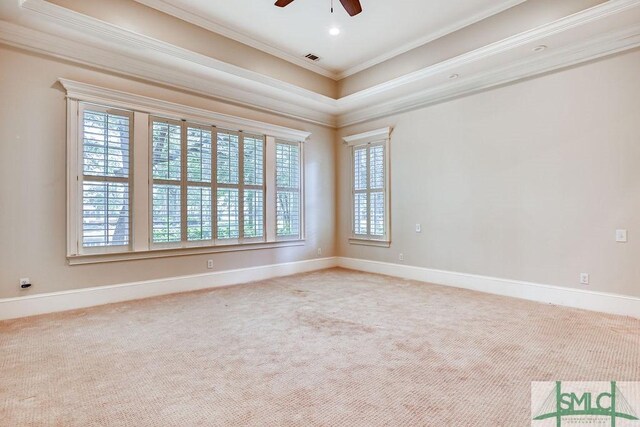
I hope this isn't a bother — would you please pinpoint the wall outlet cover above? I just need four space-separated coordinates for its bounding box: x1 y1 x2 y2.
580 273 589 285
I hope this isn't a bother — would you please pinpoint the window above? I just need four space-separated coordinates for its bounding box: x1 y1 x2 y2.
79 105 132 252
276 141 302 239
64 80 307 261
149 120 267 247
344 128 391 246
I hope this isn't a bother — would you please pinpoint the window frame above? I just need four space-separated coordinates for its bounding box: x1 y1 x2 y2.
343 127 391 247
74 102 135 255
275 140 304 241
64 79 309 264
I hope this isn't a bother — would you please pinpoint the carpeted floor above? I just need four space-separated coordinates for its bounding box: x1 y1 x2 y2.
1 268 639 426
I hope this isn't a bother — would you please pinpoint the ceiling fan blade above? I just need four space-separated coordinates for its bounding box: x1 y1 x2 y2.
339 0 362 16
274 0 295 7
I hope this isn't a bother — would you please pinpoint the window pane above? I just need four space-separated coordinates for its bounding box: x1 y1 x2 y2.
276 143 300 189
369 145 385 190
152 121 181 181
354 147 367 191
187 127 212 183
82 181 129 247
370 192 385 236
217 188 239 239
187 186 212 241
354 193 368 236
276 191 300 237
83 110 130 178
244 135 264 185
217 132 239 184
152 184 181 243
244 189 264 238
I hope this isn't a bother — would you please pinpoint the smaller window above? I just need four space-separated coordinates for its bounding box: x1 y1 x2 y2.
344 128 391 246
276 141 302 239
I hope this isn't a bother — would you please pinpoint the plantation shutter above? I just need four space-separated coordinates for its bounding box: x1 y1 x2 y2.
151 118 182 244
354 143 386 238
275 141 301 238
216 130 240 240
80 105 132 249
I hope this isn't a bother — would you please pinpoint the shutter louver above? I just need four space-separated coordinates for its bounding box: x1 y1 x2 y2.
151 120 182 243
351 143 386 240
216 131 240 240
276 142 301 237
243 135 265 239
81 108 131 248
186 126 213 242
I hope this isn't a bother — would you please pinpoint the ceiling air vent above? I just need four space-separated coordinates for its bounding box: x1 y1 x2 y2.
305 53 320 62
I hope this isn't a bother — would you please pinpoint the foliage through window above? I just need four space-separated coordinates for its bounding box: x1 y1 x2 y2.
276 142 301 238
347 130 390 244
69 97 304 258
81 106 132 249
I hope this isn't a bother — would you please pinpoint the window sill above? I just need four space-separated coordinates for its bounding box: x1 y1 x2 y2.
348 237 391 248
67 240 305 265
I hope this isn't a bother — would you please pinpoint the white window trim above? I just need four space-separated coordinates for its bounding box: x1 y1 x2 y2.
343 127 391 247
63 79 309 264
275 139 305 241
75 103 134 255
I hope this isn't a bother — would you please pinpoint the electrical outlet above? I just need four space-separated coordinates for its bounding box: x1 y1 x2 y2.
415 224 422 233
580 273 589 285
19 278 31 289
207 260 214 269
317 248 322 256
399 253 404 261
616 229 628 243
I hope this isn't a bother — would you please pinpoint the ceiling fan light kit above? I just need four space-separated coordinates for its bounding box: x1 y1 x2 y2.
275 0 363 17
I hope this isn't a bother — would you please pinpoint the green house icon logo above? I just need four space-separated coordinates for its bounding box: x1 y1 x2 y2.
533 382 639 426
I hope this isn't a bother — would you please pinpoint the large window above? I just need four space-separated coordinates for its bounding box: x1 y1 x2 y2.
66 83 306 261
148 121 267 247
344 128 391 246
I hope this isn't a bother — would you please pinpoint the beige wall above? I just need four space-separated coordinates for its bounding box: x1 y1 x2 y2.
338 49 640 297
0 45 336 299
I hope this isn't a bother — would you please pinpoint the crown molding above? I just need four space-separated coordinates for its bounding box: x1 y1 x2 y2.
133 0 526 81
1 0 639 130
133 0 340 80
336 0 527 79
337 22 640 127
343 127 392 146
16 0 339 126
338 0 640 107
59 78 312 141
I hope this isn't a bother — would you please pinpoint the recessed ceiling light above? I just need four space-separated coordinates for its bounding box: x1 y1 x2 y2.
329 27 340 36
449 73 459 79
533 45 547 52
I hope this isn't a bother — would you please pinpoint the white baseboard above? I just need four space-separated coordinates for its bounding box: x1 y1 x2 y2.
0 257 338 321
337 257 640 319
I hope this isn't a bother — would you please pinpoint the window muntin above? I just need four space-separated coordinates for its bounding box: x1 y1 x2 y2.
80 106 132 249
351 142 387 241
276 142 301 238
149 122 267 247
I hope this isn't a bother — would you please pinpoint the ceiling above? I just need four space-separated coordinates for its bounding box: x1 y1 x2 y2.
134 0 527 78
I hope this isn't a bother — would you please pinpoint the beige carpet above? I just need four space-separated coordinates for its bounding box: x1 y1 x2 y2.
1 268 639 426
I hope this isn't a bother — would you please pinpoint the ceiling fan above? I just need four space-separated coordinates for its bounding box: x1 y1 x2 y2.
274 0 363 17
